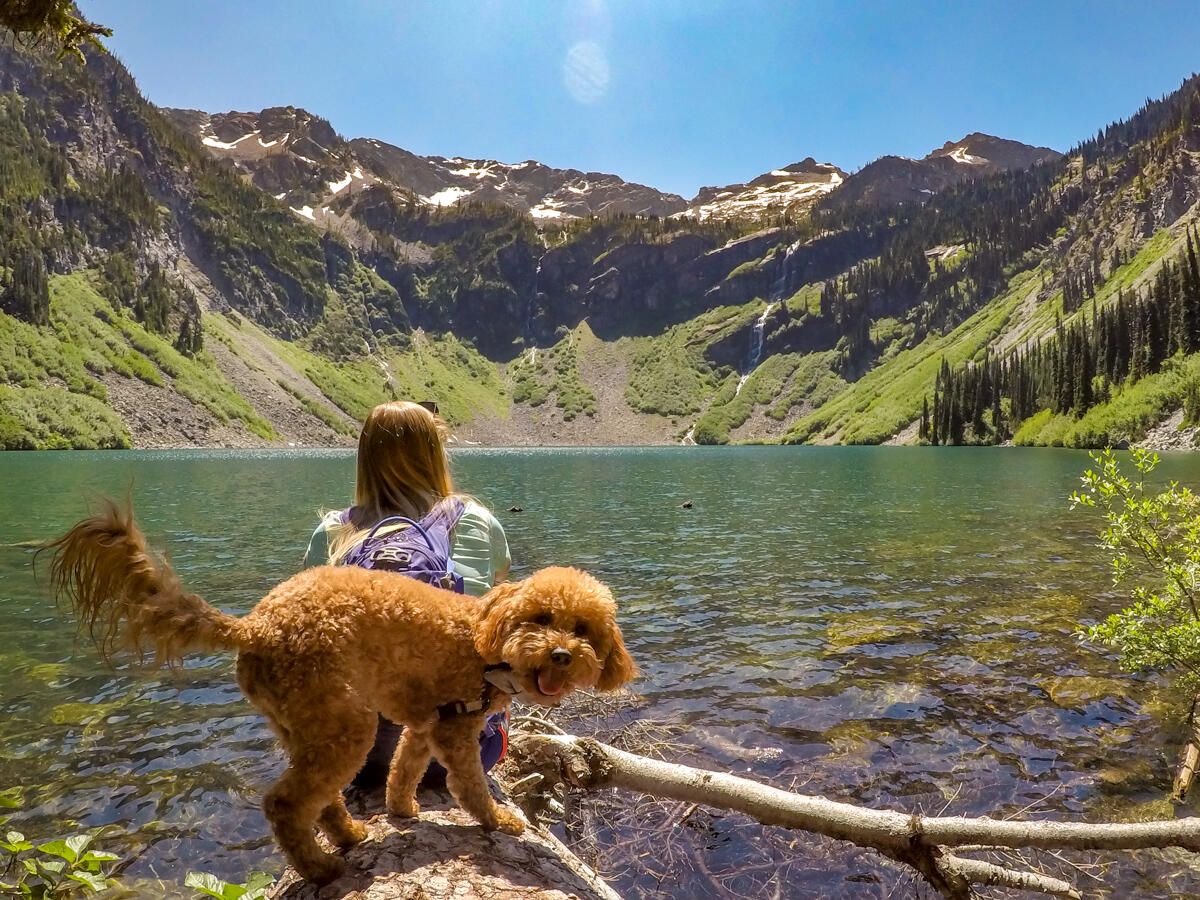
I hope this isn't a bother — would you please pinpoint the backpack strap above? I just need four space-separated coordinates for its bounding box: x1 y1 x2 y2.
414 498 468 588
422 497 467 533
364 497 466 548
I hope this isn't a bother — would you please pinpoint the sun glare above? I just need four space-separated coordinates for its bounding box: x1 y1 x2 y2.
563 39 609 104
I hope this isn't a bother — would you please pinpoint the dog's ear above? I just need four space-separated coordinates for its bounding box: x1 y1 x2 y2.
596 622 637 691
474 581 522 662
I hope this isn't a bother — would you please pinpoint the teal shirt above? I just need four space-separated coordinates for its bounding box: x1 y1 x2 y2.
447 501 511 596
304 500 510 597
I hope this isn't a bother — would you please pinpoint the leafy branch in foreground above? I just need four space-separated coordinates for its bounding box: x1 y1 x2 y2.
0 1 111 60
1072 448 1200 695
0 789 119 899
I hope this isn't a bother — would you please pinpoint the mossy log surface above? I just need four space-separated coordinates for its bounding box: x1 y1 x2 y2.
267 784 621 900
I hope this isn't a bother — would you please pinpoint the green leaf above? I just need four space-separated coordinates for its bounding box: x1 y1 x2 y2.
184 872 245 900
0 790 18 810
1 831 32 853
77 850 118 865
35 840 75 864
243 872 275 890
63 834 93 860
65 870 109 893
241 872 276 898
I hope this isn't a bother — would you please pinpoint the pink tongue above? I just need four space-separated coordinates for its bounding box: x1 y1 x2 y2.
537 669 567 696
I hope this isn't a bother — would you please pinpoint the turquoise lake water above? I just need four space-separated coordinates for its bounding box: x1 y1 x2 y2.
2 447 1200 898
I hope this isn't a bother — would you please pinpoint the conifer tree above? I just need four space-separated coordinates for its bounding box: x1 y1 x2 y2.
930 388 940 446
1 238 48 325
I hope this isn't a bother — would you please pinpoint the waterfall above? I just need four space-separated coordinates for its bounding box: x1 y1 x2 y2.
734 301 776 396
525 252 547 349
769 238 803 301
732 240 801 396
748 302 773 367
680 424 696 445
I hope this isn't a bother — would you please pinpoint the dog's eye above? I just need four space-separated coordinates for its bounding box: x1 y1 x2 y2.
573 622 589 638
531 613 553 627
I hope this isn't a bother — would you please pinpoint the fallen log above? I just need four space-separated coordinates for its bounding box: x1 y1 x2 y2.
266 783 621 900
509 732 1200 900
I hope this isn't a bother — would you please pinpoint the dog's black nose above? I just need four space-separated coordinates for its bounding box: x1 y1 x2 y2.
550 648 572 667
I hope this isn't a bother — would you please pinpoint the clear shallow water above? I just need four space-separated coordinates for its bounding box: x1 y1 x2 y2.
2 446 1200 897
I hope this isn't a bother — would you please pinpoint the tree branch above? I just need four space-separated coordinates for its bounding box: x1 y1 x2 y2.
938 854 1081 899
515 732 1200 899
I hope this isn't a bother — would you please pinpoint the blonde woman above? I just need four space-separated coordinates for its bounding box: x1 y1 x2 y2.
304 400 511 788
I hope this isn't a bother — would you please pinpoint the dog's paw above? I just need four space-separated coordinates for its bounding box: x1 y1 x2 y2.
386 795 420 818
493 806 526 836
298 851 345 885
338 819 369 847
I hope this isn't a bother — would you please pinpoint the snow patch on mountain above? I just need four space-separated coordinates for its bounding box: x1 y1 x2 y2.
947 146 984 165
530 197 572 219
423 186 474 206
203 130 259 150
450 162 497 179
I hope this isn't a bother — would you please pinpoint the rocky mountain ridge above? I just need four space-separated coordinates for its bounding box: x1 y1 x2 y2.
829 133 1062 207
164 106 690 225
168 106 1061 229
678 158 848 222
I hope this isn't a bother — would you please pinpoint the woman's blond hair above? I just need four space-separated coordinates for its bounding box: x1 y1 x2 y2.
325 401 456 564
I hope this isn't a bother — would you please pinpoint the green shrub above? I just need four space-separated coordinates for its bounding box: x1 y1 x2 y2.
1074 449 1200 696
0 385 129 449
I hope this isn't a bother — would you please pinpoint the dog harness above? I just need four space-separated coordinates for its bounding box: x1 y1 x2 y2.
436 664 521 719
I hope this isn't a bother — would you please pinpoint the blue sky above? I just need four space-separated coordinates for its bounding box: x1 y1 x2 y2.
93 0 1200 198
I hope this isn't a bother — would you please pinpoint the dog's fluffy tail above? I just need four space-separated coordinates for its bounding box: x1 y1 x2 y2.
45 499 245 666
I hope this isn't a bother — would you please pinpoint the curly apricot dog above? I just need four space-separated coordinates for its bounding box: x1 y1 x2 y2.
46 501 636 884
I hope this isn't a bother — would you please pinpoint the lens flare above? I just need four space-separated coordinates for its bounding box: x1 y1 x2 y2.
563 40 609 104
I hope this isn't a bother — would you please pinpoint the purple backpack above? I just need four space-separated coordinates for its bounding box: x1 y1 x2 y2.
337 498 466 593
